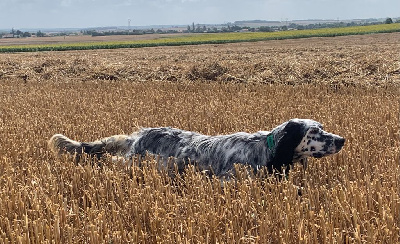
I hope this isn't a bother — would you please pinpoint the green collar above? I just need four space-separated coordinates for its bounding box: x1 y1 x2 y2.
266 134 275 155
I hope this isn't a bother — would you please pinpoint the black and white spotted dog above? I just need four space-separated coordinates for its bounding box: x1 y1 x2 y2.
48 119 345 178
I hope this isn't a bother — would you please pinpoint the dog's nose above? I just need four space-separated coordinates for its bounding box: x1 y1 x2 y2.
335 138 345 149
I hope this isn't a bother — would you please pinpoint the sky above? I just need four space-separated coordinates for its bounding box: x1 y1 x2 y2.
0 0 398 29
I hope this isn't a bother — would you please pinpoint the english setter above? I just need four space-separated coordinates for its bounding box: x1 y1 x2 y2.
48 119 345 178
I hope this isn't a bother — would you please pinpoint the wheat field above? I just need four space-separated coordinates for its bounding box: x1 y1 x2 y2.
0 33 399 243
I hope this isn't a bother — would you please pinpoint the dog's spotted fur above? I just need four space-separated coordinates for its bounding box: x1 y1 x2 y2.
49 119 345 178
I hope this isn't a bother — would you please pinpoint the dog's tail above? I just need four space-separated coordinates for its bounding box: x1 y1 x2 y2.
48 134 133 160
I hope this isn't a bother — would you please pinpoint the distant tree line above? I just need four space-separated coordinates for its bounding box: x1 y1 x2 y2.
1 18 398 38
0 28 47 38
184 17 400 33
283 18 398 31
2 28 32 37
81 17 399 37
83 28 180 37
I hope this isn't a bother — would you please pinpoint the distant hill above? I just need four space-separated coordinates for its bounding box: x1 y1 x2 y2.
1 17 398 34
233 18 391 27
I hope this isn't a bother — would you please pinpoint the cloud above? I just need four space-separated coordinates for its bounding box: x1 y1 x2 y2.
60 0 72 7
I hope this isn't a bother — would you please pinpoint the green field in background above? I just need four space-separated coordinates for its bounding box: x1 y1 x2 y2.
1 23 399 52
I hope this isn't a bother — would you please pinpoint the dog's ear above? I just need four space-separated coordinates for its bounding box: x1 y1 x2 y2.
269 120 306 175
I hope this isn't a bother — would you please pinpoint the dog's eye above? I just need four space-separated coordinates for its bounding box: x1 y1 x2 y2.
309 128 319 134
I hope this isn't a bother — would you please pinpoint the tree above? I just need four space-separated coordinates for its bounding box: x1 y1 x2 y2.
36 30 45 37
385 18 393 24
258 26 272 32
297 25 305 30
22 32 31 37
195 25 201 33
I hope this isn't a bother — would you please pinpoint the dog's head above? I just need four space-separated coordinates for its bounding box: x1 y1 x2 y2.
293 119 345 159
270 118 345 174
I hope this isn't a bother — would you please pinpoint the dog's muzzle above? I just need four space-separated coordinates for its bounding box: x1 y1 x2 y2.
334 137 345 152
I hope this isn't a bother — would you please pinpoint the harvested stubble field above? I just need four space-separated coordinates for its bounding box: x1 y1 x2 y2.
0 32 400 243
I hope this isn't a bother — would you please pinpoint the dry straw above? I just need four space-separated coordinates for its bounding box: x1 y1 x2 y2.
0 33 399 243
